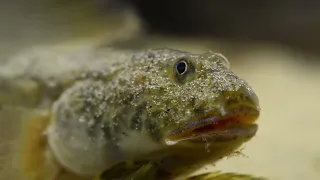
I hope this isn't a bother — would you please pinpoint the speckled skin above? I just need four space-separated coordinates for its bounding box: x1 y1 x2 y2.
0 48 264 180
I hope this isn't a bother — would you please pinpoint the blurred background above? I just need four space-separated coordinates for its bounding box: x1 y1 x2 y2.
0 0 320 179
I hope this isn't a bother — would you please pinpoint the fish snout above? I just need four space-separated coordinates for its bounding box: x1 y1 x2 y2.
222 86 260 115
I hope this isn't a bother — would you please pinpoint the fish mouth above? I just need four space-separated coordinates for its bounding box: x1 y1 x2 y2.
165 106 260 144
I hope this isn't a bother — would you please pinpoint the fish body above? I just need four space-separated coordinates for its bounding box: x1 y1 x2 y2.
0 47 264 180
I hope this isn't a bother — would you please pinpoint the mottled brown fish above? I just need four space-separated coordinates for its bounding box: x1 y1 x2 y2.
0 47 266 180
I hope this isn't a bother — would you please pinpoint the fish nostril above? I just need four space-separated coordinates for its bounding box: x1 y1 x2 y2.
239 93 247 101
225 97 239 107
220 91 240 107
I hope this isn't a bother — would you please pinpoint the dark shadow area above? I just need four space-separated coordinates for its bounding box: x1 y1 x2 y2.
125 0 320 54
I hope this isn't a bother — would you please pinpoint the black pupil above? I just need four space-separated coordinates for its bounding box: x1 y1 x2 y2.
176 61 187 74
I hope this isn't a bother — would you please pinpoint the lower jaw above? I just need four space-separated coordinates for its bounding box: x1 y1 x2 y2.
157 132 255 178
189 123 258 143
165 123 258 145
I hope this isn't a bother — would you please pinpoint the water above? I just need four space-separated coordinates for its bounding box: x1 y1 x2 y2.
0 1 320 180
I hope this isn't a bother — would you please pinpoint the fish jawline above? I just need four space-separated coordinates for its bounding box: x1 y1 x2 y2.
165 111 259 145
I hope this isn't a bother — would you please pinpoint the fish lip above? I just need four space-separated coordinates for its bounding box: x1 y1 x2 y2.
184 123 258 143
165 106 259 144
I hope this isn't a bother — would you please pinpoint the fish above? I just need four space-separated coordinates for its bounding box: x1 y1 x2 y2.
0 47 265 180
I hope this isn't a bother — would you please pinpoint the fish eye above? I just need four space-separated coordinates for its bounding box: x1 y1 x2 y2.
175 60 188 75
172 58 195 83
